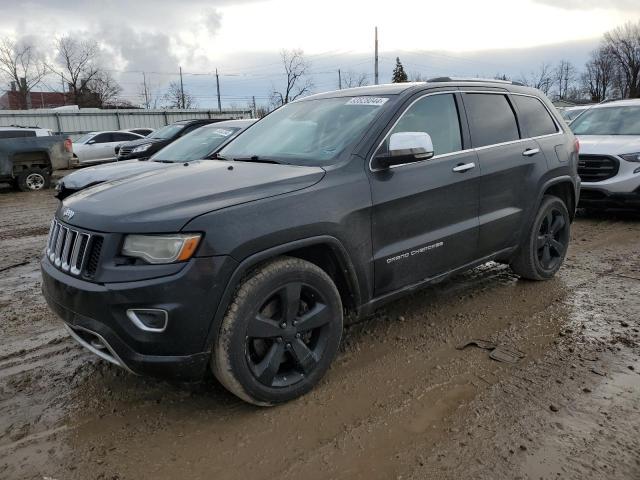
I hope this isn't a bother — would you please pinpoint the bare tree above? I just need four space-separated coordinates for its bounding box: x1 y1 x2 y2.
87 71 122 107
553 60 577 100
0 37 48 109
342 71 369 88
163 81 196 108
518 62 552 95
54 36 102 107
604 21 640 98
270 49 313 107
581 47 615 102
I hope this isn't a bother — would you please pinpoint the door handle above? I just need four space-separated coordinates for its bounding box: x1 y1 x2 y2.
522 148 540 157
452 162 476 173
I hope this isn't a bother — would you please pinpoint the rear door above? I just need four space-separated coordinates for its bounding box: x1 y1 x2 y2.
368 91 480 296
461 91 541 256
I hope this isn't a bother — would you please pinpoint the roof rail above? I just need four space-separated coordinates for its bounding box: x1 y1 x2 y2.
427 76 525 87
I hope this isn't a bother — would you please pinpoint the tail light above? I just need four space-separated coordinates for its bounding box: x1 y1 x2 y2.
64 138 73 153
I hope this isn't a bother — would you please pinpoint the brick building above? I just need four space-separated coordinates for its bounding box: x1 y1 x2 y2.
0 89 67 110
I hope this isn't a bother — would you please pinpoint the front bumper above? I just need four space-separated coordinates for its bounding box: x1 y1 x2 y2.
579 186 640 209
41 253 237 379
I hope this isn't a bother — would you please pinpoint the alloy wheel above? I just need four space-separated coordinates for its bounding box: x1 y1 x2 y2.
245 282 333 388
536 208 568 270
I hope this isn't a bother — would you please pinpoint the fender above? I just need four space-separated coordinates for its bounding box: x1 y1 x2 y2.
535 175 579 216
204 235 363 350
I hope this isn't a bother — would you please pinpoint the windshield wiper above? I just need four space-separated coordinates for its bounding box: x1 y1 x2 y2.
232 155 287 165
152 159 175 163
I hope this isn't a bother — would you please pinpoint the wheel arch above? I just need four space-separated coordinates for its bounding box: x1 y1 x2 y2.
538 177 577 222
205 236 362 350
538 176 577 222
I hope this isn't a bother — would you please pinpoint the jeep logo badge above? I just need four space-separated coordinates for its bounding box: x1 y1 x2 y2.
62 208 75 220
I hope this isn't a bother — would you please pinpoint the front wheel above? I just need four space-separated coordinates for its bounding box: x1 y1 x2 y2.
511 195 571 280
212 257 343 406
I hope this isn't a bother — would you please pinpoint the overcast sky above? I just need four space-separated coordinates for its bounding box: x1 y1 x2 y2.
1 0 639 108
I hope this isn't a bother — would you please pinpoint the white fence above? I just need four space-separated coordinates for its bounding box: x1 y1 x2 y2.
0 108 253 135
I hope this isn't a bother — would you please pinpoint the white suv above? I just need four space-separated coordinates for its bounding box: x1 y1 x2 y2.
571 99 640 210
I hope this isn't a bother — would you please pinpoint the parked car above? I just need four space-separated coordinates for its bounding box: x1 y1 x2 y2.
116 119 223 161
0 126 73 191
42 79 579 405
56 119 256 199
559 105 591 123
571 99 640 210
72 131 144 166
122 128 155 137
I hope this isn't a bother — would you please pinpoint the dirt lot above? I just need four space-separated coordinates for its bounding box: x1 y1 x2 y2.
1 186 639 480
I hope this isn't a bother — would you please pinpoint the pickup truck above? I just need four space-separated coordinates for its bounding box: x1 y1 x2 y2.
0 126 73 191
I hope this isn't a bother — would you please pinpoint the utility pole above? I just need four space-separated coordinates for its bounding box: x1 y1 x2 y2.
142 72 149 108
252 95 257 118
216 69 222 112
179 66 185 109
374 26 379 85
60 72 66 105
338 69 342 89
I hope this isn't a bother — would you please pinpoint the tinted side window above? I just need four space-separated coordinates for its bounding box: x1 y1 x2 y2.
92 133 113 143
386 93 462 156
513 95 558 137
464 93 520 148
113 132 139 141
0 130 35 138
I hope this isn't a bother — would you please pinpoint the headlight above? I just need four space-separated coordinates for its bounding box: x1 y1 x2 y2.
131 143 152 154
620 152 640 163
121 233 201 264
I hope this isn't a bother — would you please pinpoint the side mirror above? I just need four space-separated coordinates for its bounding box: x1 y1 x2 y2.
87 139 96 145
373 132 434 169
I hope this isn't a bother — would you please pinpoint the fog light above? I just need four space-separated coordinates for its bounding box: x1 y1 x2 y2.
126 309 168 332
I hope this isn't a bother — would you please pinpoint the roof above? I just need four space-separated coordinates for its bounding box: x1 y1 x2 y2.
592 99 640 108
299 82 425 101
297 78 542 102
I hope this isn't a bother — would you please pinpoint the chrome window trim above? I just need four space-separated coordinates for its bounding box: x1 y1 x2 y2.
368 89 564 172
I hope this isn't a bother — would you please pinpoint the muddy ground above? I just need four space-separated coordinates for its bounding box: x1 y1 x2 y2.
0 185 639 480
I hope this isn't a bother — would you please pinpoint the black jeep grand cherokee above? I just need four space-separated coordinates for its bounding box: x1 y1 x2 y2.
41 79 580 406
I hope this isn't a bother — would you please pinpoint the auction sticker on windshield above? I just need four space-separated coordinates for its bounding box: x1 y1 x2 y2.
213 128 234 136
345 97 388 106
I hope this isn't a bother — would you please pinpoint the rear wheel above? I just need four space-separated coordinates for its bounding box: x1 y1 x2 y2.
212 257 343 406
15 169 50 192
511 195 570 280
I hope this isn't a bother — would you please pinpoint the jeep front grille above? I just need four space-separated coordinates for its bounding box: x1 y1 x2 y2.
46 219 102 277
578 155 619 182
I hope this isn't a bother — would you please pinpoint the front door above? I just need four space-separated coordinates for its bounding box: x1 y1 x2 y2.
368 92 480 296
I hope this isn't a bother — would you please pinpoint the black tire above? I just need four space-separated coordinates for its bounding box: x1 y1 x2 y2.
15 168 50 192
511 195 570 281
212 257 343 406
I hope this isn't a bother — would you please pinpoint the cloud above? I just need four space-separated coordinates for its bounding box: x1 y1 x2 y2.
203 9 223 36
532 0 640 12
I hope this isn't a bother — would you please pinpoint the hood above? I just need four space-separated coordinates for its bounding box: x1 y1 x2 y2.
61 159 171 190
577 135 640 156
122 137 168 148
60 160 325 233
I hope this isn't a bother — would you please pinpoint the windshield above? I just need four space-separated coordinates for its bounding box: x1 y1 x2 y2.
152 126 241 162
219 96 390 165
148 123 185 139
571 106 640 135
